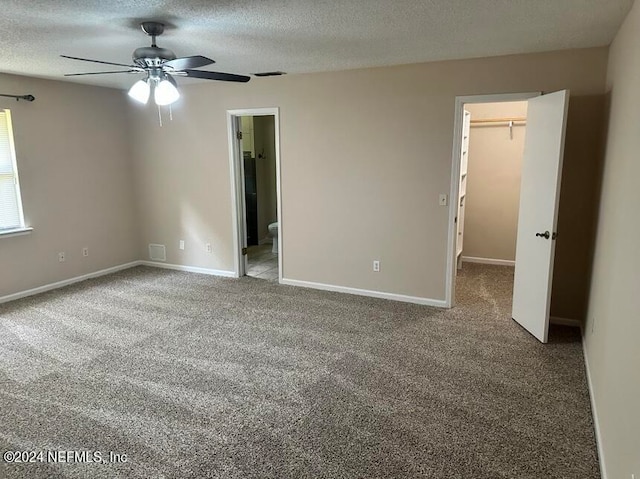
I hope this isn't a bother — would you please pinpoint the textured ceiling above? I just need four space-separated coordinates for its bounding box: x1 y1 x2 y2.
0 0 633 90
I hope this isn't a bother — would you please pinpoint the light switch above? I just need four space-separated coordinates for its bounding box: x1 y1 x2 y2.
439 194 448 206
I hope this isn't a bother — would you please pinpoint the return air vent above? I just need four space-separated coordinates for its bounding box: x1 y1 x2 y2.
148 243 166 262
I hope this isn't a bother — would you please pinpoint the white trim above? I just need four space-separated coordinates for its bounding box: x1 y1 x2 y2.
227 113 244 277
0 259 246 305
446 92 541 309
445 95 465 308
140 261 237 278
274 113 283 282
0 261 141 304
227 107 282 282
582 337 608 479
0 227 33 239
462 256 515 267
281 278 447 308
549 316 581 328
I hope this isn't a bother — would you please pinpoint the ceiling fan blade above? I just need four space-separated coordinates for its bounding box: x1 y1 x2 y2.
163 55 215 70
64 70 139 76
181 69 251 83
60 55 136 69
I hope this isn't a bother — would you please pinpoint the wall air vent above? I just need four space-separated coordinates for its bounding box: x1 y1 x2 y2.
148 243 166 261
253 71 286 77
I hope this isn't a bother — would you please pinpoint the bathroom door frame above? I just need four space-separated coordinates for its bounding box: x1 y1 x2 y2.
227 107 283 280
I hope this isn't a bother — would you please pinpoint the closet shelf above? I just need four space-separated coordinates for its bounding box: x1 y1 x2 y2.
457 109 471 272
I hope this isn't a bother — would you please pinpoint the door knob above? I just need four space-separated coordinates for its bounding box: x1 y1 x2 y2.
535 231 550 239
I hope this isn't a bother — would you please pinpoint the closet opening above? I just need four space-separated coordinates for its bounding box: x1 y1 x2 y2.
456 101 528 269
451 98 530 314
447 91 571 342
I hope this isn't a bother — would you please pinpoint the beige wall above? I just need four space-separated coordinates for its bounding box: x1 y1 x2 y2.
463 101 527 261
584 2 640 477
550 94 606 321
130 47 608 299
0 74 138 298
254 115 277 242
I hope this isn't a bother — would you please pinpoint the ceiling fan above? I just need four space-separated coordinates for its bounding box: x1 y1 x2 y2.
62 21 250 106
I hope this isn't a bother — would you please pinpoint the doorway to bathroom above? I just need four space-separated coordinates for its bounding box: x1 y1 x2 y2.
227 108 282 282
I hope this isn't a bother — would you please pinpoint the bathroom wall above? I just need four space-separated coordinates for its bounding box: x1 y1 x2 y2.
463 101 527 262
241 116 255 156
253 115 277 243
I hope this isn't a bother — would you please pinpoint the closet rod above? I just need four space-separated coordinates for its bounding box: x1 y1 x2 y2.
470 116 526 124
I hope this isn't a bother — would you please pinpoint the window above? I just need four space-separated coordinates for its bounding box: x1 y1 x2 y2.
0 109 26 233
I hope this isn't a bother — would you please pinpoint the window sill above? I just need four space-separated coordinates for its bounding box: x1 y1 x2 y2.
0 227 33 239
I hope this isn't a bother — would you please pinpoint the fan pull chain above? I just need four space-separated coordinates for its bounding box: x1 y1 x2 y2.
157 104 163 127
169 104 173 122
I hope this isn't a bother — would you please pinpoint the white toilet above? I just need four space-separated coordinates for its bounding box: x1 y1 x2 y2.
268 222 278 254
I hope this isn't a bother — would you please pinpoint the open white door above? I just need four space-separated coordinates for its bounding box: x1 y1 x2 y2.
512 90 570 343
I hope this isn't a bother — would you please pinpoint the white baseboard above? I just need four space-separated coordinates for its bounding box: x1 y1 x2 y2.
0 261 142 305
1 261 238 305
582 336 608 479
462 256 515 267
549 316 582 328
280 278 447 308
140 261 237 278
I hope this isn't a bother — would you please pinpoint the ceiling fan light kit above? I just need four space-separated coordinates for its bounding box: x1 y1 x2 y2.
127 79 150 104
154 78 180 106
127 75 181 106
63 21 250 110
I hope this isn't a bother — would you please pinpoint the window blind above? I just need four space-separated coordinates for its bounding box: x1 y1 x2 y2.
0 110 23 231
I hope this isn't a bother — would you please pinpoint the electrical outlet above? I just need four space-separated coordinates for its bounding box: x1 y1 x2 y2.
206 243 212 253
58 252 65 262
82 247 89 257
373 260 380 272
179 240 185 250
439 194 448 206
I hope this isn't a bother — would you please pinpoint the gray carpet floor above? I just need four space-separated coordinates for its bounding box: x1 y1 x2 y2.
0 264 599 478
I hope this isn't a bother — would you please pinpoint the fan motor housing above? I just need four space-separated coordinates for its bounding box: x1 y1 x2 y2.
133 46 176 67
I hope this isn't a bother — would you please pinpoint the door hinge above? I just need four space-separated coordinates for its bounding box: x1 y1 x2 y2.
552 232 558 240
242 247 248 255
237 131 243 140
